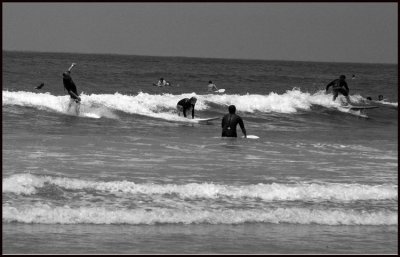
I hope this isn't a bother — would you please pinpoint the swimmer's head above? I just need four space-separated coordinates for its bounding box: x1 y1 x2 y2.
209 81 212 84
228 105 236 114
378 95 384 101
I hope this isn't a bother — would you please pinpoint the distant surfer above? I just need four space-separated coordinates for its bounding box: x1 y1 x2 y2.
221 105 247 138
207 80 218 92
176 97 197 119
35 82 45 90
352 74 356 80
63 63 81 112
325 75 352 105
154 78 171 87
378 95 384 101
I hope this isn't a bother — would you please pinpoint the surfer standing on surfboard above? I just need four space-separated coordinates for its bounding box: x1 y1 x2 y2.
62 63 81 112
176 97 197 119
325 75 352 105
221 105 247 138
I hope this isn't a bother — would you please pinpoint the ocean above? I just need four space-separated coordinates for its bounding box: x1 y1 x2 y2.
2 51 398 254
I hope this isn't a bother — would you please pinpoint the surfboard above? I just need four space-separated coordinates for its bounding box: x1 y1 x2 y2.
215 89 225 93
81 113 101 119
242 135 259 139
342 105 378 110
153 82 171 87
195 117 220 124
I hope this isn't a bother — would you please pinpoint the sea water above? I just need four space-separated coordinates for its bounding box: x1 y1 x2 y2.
2 51 398 254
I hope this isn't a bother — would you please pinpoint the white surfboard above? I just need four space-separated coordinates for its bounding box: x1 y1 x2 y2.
194 117 220 124
215 89 225 93
80 113 101 119
65 110 100 119
243 135 259 139
342 105 378 110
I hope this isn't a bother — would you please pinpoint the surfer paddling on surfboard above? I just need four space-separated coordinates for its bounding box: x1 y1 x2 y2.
177 97 197 119
221 105 247 138
325 75 352 105
62 63 81 113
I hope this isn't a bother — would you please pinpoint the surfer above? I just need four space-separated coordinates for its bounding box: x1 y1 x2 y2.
325 75 352 105
207 81 218 92
157 78 167 87
221 105 247 138
62 63 81 111
154 78 171 87
378 95 384 101
35 82 45 90
176 97 197 119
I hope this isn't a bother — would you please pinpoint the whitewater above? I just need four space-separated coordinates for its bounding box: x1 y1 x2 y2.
3 89 397 120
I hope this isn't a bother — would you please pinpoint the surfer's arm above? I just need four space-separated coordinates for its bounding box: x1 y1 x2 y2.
344 82 349 92
192 105 195 119
68 90 81 101
68 63 76 72
325 80 334 91
239 118 247 137
182 107 187 118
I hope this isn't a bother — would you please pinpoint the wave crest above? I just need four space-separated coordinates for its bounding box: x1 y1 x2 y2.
3 174 397 201
3 205 396 225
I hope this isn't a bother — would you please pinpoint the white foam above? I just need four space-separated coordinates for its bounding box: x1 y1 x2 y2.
3 89 371 119
3 205 396 225
2 173 45 195
3 174 397 201
203 88 316 113
3 91 68 113
2 90 120 119
377 100 398 107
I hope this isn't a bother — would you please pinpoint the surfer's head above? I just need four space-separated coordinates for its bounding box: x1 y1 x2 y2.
228 105 236 114
209 81 212 84
378 95 384 101
63 71 71 77
339 75 346 80
189 97 197 104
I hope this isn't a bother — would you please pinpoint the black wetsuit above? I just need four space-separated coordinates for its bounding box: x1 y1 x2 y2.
177 98 195 118
63 72 80 101
221 113 246 137
326 79 349 97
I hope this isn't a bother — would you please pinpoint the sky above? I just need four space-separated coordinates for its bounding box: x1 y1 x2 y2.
2 2 398 64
